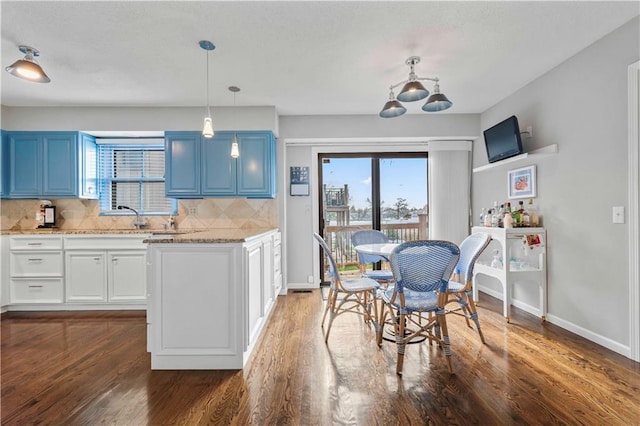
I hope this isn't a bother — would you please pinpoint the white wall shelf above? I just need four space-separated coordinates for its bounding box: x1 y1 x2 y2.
473 144 558 173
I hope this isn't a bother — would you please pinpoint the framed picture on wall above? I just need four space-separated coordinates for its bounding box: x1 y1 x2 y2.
507 165 536 199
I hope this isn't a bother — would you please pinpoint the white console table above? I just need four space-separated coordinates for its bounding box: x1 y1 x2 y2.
471 226 547 323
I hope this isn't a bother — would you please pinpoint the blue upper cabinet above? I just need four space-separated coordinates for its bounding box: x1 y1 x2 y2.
237 131 275 198
165 132 201 197
8 132 42 197
0 131 7 198
5 131 97 199
202 132 236 196
42 133 78 196
79 133 98 199
165 130 276 199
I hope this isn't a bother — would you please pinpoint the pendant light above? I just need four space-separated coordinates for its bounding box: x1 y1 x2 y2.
5 45 51 83
199 40 215 138
229 86 240 158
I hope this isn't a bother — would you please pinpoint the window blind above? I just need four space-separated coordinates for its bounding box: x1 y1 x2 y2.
97 143 176 215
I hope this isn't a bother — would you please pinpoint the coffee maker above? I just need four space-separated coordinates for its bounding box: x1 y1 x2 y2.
37 200 56 228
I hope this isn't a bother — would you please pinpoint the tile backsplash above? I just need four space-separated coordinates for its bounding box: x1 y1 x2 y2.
0 198 277 231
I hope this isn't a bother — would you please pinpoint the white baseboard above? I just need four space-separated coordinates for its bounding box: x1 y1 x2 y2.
287 282 317 290
476 285 541 318
4 304 146 312
545 313 630 358
477 285 630 358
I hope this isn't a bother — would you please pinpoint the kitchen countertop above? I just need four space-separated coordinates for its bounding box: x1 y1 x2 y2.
143 228 278 244
0 228 190 235
0 228 278 244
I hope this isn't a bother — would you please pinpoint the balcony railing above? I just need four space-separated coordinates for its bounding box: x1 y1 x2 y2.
323 215 427 269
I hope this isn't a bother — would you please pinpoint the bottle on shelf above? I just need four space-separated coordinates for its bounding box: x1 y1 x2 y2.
479 207 486 226
484 208 493 227
498 204 505 227
491 208 500 227
511 202 521 226
517 201 527 227
528 198 539 226
504 211 513 228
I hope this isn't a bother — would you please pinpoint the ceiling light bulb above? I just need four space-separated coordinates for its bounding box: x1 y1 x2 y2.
230 134 240 158
16 66 42 80
203 116 214 138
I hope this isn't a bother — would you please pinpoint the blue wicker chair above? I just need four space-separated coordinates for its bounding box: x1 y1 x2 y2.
445 232 492 343
351 230 394 285
314 233 381 343
377 240 460 375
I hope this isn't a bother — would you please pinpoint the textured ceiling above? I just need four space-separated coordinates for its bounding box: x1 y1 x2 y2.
1 1 638 115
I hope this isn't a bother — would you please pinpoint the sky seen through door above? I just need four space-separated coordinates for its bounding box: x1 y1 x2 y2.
322 157 428 215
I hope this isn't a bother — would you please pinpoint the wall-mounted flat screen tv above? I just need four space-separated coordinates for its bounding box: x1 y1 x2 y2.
483 115 524 163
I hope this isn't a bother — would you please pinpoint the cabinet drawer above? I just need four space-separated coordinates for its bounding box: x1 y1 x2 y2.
10 252 63 277
64 236 149 250
10 236 63 250
10 278 64 303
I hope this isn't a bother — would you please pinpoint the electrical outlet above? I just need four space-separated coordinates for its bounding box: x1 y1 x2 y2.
526 126 533 138
188 207 197 216
307 275 314 284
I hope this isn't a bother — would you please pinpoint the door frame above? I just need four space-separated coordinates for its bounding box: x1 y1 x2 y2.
628 60 639 362
317 152 429 281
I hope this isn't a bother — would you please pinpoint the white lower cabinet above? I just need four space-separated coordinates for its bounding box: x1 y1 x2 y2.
1 235 10 308
64 236 148 306
273 232 282 295
9 236 64 305
65 250 146 303
108 251 146 302
4 233 149 310
148 229 279 369
65 251 107 302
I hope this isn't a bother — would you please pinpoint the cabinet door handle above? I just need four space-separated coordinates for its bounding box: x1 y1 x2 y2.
28 285 43 288
112 258 118 262
93 257 101 261
27 258 43 262
27 242 42 246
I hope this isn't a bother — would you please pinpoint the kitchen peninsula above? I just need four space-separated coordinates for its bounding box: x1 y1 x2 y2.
145 228 281 369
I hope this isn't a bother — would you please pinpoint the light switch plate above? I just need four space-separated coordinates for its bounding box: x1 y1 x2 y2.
613 206 625 224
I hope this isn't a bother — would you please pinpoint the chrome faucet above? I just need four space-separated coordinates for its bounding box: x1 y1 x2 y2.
117 205 148 229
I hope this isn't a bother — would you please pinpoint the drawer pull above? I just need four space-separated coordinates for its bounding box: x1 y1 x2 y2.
28 285 44 288
27 242 43 246
27 258 44 262
94 257 101 261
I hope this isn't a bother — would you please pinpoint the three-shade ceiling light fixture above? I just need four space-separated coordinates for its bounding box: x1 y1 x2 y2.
379 56 452 118
5 45 51 83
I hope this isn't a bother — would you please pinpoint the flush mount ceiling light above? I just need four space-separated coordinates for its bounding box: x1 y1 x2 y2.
200 40 215 138
379 56 452 118
229 86 240 158
5 45 51 83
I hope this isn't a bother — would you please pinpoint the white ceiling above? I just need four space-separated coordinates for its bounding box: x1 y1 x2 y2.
1 1 638 116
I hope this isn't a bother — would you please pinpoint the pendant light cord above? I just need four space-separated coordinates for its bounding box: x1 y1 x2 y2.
206 51 211 116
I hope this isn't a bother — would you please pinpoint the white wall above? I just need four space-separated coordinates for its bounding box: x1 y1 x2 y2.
0 106 278 135
472 17 639 355
279 114 479 287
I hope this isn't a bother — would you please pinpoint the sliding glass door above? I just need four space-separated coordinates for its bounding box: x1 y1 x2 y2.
318 153 427 278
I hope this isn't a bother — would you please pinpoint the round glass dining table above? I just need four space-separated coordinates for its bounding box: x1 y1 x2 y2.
353 243 399 260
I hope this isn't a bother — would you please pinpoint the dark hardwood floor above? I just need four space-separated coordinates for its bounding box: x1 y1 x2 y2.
2 291 639 425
